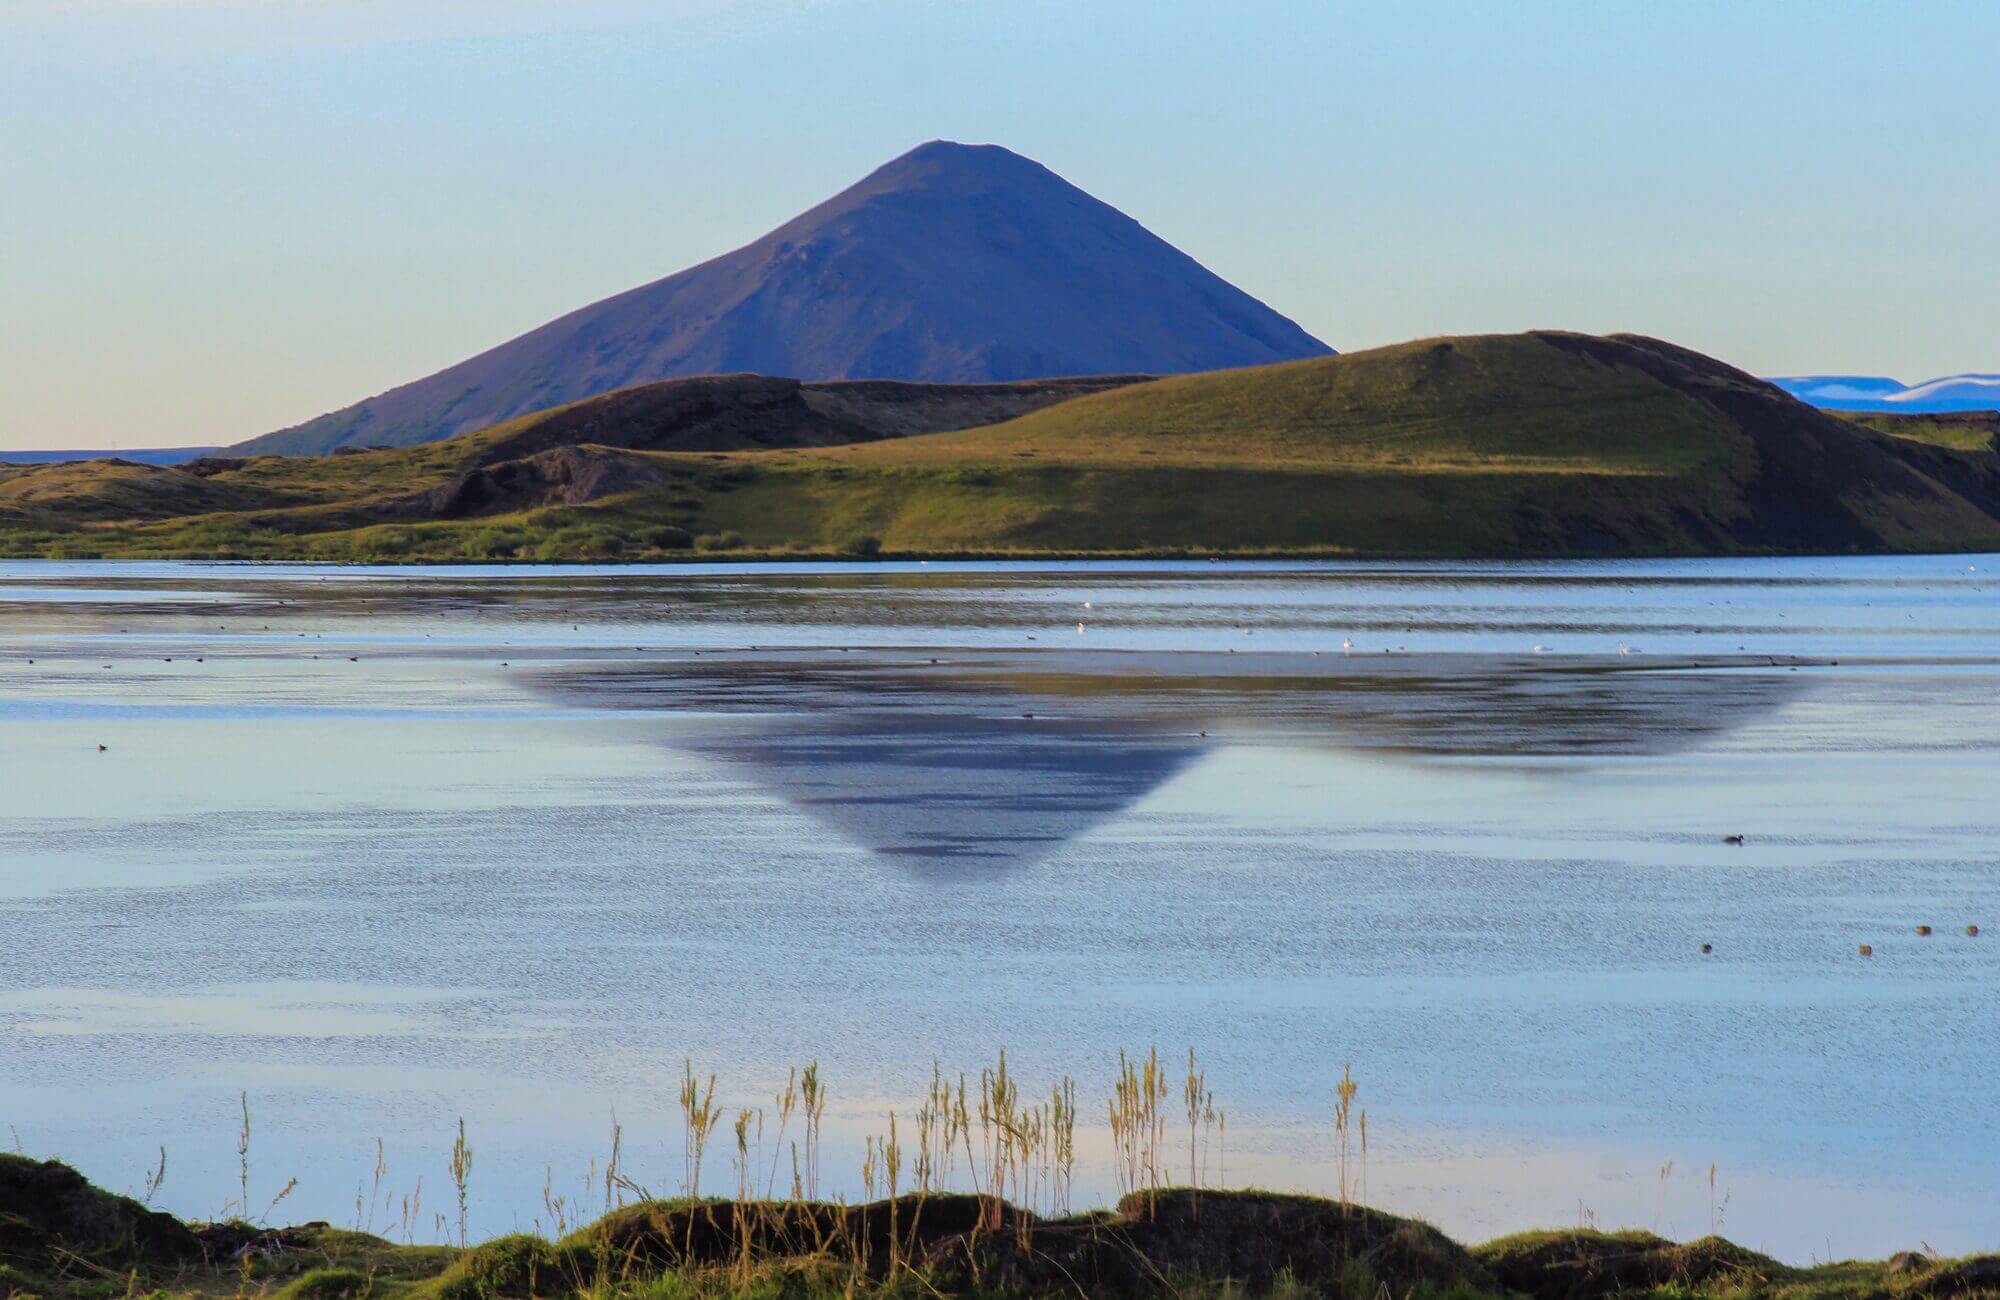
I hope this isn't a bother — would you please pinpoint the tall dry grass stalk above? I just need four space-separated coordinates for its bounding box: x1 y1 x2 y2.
400 1177 423 1246
1109 1048 1169 1216
679 1061 722 1197
604 1113 623 1213
235 1093 251 1221
767 1067 798 1199
142 1145 167 1208
449 1119 473 1248
1332 1063 1359 1207
1184 1049 1206 1197
194 1047 1409 1254
1051 1077 1077 1216
800 1063 827 1200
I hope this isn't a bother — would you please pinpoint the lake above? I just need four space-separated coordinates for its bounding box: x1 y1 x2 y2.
2 557 1996 1261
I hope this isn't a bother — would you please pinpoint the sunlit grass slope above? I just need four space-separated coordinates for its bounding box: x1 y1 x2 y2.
833 332 1735 474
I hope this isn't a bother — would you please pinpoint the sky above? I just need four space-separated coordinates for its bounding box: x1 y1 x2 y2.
1 0 1996 450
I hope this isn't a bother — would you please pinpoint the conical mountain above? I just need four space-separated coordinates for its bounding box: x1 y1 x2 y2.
238 141 1333 454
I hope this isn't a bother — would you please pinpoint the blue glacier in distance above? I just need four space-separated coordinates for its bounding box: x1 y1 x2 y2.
1770 372 2000 413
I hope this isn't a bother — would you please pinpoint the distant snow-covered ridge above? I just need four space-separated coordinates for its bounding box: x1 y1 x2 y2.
1771 373 2000 413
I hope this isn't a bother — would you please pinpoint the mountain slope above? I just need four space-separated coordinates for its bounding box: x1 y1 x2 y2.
237 141 1331 456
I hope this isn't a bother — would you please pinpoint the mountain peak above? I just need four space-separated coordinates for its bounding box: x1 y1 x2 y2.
880 139 1048 176
237 143 1333 455
897 138 1025 163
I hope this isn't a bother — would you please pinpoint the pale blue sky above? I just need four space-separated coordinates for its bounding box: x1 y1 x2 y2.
2 0 1995 449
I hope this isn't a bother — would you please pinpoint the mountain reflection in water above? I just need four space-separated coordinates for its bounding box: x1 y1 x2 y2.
538 651 1809 863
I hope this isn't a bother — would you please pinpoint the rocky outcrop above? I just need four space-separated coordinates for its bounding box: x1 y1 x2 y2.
378 446 664 519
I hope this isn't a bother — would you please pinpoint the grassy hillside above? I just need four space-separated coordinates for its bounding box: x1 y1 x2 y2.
1841 409 2000 452
8 333 2000 561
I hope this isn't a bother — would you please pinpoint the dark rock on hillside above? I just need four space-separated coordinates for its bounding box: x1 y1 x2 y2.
381 446 665 519
1889 1251 1933 1275
238 141 1329 454
182 456 253 478
0 1153 201 1269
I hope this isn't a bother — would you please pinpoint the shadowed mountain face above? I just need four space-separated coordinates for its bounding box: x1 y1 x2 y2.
239 141 1332 455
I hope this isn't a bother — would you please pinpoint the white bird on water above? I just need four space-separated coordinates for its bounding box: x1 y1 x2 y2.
1618 642 1633 656
1341 637 1353 655
1533 644 1545 655
1077 622 1086 635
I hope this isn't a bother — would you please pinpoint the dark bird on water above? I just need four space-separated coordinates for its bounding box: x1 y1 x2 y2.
1722 834 1745 845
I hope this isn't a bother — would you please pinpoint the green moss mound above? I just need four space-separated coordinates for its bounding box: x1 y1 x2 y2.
428 1233 598 1299
1473 1227 1787 1299
579 1194 1000 1276
914 1188 1494 1297
274 1267 377 1300
0 1153 202 1272
1905 1254 2000 1297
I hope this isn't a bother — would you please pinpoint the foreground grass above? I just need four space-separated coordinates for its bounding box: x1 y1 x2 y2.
4 1154 1995 1300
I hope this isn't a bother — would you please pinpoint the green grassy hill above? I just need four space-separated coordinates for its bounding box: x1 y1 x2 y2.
8 333 2000 561
1840 408 2000 453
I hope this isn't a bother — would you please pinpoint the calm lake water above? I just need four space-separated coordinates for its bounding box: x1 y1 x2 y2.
2 557 1996 1260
